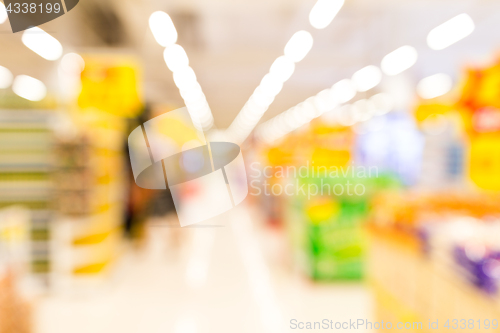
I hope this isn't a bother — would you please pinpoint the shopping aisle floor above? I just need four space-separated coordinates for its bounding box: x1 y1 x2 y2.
36 206 373 333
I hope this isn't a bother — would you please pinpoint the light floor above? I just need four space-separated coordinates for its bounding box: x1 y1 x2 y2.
35 205 373 333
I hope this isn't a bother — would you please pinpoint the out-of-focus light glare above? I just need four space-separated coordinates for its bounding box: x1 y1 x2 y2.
259 74 283 97
22 27 63 61
331 79 356 103
164 44 189 72
417 73 453 99
427 14 475 50
352 99 376 122
314 89 336 114
352 65 382 92
0 66 13 89
381 46 418 76
284 30 314 63
246 98 267 115
12 75 47 101
60 53 85 75
337 105 357 126
309 0 344 29
149 11 178 47
180 83 204 103
0 2 8 24
269 56 295 82
251 90 275 109
300 98 319 121
370 93 394 115
173 66 197 90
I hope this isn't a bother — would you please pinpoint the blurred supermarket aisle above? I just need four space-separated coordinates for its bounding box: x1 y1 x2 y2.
35 205 372 333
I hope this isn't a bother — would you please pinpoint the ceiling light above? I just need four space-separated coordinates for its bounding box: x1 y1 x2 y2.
309 0 344 29
60 53 85 75
284 30 314 63
370 93 394 115
427 14 475 50
22 27 63 61
12 75 47 101
0 66 13 89
149 11 178 47
381 46 418 76
164 44 189 72
417 73 453 99
269 56 295 82
331 79 356 103
352 65 382 92
0 2 8 24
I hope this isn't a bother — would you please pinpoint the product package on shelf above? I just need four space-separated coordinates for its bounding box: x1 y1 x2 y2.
51 54 141 291
367 192 500 332
52 113 127 290
0 110 55 287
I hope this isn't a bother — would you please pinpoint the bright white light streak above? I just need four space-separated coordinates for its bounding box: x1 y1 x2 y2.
331 79 356 103
151 12 213 130
164 44 189 72
0 66 13 89
173 66 197 91
417 73 453 99
309 0 344 29
381 45 418 76
352 99 376 122
0 2 7 24
259 74 283 97
22 27 63 61
284 30 314 63
149 11 178 47
60 53 85 75
370 93 394 115
337 104 358 126
180 83 204 103
352 65 382 92
227 31 312 143
12 75 47 101
427 14 475 50
269 56 295 82
251 90 275 109
314 89 337 114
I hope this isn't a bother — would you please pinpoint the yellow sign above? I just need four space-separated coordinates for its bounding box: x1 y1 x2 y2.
470 134 500 190
78 55 142 117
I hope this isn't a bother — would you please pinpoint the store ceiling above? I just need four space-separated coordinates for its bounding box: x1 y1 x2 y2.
1 0 499 128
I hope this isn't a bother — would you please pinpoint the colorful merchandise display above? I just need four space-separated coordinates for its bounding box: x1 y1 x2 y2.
0 109 55 283
261 122 401 280
51 54 141 290
368 192 500 332
0 207 33 333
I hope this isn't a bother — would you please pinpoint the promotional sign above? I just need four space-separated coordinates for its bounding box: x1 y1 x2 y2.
78 56 142 118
